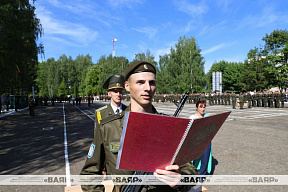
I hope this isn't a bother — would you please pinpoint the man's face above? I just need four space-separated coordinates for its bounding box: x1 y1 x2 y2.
108 89 123 106
125 72 156 106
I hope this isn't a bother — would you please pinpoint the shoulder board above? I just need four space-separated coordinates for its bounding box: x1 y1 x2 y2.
95 105 107 112
101 113 124 125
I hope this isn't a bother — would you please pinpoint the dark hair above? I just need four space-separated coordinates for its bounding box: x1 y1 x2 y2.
196 100 206 108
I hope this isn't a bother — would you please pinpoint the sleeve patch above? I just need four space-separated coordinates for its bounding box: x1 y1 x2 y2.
110 142 120 152
87 143 95 158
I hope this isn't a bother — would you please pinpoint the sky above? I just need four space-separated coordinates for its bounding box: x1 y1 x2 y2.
34 0 288 73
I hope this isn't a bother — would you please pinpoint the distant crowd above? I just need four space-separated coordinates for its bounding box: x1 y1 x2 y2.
96 91 287 109
4 91 285 112
150 91 287 108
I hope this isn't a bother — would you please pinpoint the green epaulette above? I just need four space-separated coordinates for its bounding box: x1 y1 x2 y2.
101 112 124 125
95 105 107 113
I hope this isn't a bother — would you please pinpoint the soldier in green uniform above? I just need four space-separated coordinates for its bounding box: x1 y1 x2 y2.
217 93 220 105
231 92 236 109
212 93 216 105
252 93 256 107
263 92 268 107
28 96 35 116
280 92 285 108
269 92 274 108
200 93 206 104
239 93 244 109
275 92 280 108
247 92 252 109
208 93 212 106
243 93 247 108
227 93 231 105
95 74 127 131
220 94 224 105
80 61 198 192
258 92 262 107
224 93 227 105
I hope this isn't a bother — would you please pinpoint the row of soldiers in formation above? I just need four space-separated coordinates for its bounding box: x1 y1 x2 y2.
236 92 286 109
98 91 286 109
31 91 286 109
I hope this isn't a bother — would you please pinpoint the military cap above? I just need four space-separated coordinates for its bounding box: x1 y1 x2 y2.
124 61 156 81
102 74 125 90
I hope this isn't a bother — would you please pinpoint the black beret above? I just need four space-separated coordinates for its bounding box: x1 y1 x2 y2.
102 74 125 90
124 61 156 81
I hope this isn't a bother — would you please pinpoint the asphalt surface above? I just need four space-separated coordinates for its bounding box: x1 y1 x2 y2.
0 101 287 192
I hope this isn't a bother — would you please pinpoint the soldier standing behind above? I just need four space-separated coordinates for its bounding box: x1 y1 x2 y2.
88 96 91 106
231 92 236 109
258 92 262 107
28 96 35 116
252 93 256 107
208 93 212 106
247 92 252 109
212 93 216 105
275 92 280 108
280 91 285 108
227 93 231 105
239 93 244 109
224 93 227 105
269 92 274 108
5 96 10 112
95 74 127 131
263 92 268 107
221 93 224 105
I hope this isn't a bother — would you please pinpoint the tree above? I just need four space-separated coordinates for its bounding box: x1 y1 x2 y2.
223 62 245 92
262 29 288 90
85 64 102 95
157 54 171 93
244 47 274 91
0 0 43 96
133 50 157 66
163 36 205 93
206 60 245 93
58 79 69 97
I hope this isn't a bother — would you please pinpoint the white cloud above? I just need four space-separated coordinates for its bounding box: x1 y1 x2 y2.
137 41 148 53
198 20 227 36
153 47 171 62
36 5 98 45
215 0 230 12
174 0 208 18
182 21 197 34
202 43 226 55
236 6 288 30
132 26 158 40
46 0 91 14
152 41 177 62
107 0 144 8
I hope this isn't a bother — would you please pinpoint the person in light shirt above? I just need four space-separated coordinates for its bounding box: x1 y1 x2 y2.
189 100 212 175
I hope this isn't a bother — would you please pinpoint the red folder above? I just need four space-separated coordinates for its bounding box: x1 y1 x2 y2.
116 111 231 172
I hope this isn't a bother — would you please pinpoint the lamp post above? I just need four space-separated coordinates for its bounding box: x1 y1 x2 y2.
112 38 117 57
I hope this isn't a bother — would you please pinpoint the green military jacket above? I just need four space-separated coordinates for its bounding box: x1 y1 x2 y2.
81 105 199 192
231 94 236 101
94 103 127 130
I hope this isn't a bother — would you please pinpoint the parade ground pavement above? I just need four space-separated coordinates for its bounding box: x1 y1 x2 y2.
0 101 287 192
